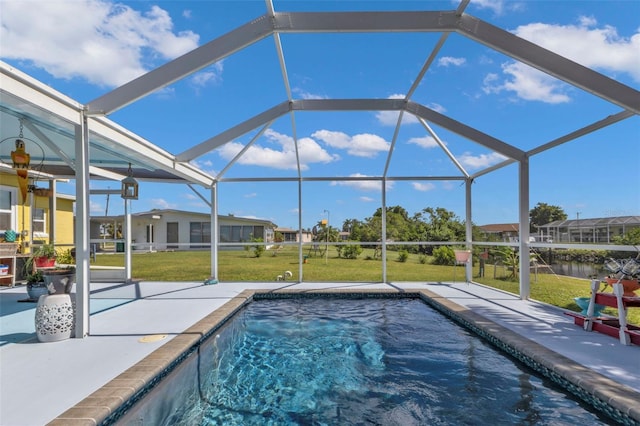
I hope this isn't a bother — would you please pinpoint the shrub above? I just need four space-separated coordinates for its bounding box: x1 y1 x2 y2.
252 238 265 258
397 250 409 262
432 246 455 265
418 255 427 264
56 249 74 264
341 243 363 259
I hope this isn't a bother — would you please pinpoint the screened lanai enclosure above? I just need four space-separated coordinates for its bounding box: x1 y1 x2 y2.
0 1 638 338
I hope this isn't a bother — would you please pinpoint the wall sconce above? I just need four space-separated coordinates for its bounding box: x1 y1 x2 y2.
121 163 139 200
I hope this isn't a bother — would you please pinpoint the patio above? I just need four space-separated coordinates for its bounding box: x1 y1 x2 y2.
1 280 639 425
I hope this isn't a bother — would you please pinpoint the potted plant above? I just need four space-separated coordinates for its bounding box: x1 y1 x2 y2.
42 265 76 295
27 243 56 269
26 270 48 301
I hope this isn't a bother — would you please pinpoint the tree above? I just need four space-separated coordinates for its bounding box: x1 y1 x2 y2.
313 220 339 243
611 228 640 246
529 202 567 232
492 246 520 280
414 207 466 253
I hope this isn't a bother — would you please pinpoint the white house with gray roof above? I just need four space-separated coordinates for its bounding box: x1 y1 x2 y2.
90 209 276 251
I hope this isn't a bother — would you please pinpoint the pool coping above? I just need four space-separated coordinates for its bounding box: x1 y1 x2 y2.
49 288 640 425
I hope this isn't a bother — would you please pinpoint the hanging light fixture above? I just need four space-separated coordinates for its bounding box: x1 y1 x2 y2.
121 163 139 200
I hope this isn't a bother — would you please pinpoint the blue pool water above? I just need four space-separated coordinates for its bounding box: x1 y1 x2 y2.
118 298 612 425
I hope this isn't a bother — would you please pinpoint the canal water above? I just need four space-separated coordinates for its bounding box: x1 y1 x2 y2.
547 262 605 280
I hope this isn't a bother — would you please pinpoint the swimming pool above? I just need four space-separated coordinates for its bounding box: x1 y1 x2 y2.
114 295 615 425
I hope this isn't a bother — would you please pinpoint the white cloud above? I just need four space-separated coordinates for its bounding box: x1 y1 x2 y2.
513 18 640 82
412 182 436 192
469 0 504 14
191 62 224 88
426 103 446 114
312 130 390 158
458 152 507 169
331 174 393 192
466 0 525 15
359 196 375 202
244 193 257 198
484 17 640 103
292 87 327 100
442 181 456 190
483 62 572 103
182 193 207 208
408 136 440 149
438 56 466 67
150 198 177 209
216 129 338 171
0 0 199 87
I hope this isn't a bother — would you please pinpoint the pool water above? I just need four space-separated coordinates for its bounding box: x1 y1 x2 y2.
119 298 611 425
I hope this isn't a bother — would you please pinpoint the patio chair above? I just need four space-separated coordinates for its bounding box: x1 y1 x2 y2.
453 249 471 283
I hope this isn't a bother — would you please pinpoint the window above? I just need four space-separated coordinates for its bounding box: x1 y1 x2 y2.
166 222 178 249
242 226 253 242
33 208 46 235
219 224 265 243
231 225 241 242
0 187 16 232
253 226 264 241
189 222 211 248
220 225 231 242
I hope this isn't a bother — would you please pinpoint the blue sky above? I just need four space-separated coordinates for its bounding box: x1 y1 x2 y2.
1 0 639 230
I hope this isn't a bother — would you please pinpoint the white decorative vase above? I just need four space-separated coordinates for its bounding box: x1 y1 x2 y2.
35 294 75 342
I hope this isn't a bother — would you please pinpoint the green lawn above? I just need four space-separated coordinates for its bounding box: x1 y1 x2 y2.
93 246 639 325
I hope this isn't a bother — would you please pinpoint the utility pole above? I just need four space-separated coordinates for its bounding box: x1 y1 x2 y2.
576 212 581 243
323 209 330 264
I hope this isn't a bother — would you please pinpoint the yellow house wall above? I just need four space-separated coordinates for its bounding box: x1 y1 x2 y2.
53 198 74 247
1 171 75 253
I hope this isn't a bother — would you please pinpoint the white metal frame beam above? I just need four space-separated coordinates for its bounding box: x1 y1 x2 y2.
88 10 639 119
272 11 458 33
89 116 214 187
74 114 91 338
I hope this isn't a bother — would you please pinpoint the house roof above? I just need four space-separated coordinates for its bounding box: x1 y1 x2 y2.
538 215 640 228
478 223 519 233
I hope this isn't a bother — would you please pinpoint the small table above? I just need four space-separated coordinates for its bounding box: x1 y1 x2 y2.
35 294 75 342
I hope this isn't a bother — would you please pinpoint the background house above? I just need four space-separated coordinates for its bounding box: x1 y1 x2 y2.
479 216 640 244
536 216 640 243
477 223 520 243
275 227 313 243
90 209 277 252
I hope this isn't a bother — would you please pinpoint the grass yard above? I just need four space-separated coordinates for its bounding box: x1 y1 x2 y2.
93 246 639 325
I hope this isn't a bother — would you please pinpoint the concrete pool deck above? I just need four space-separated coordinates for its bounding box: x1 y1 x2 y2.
1 280 639 425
